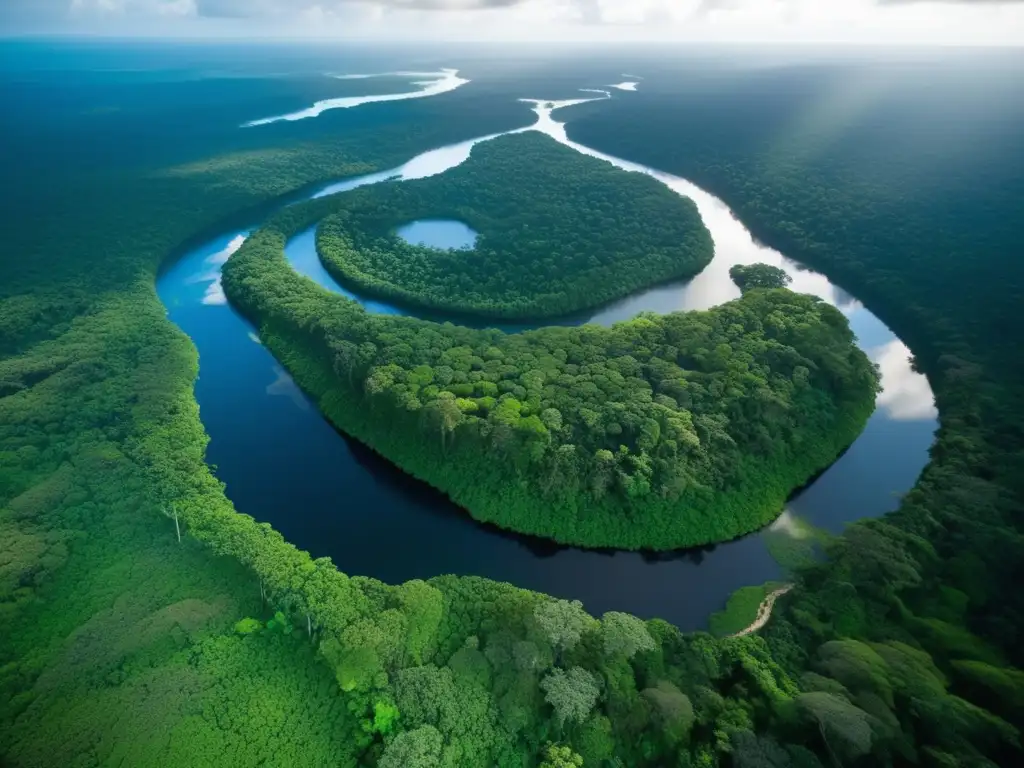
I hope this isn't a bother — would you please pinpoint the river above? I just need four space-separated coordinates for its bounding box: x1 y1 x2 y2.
157 93 937 630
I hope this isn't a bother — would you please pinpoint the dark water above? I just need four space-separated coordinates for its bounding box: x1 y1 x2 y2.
396 219 479 250
158 96 937 630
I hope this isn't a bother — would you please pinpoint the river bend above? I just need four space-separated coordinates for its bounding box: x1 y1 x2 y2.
158 90 937 629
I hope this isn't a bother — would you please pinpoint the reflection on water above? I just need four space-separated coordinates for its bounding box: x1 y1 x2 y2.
396 219 478 250
768 510 813 538
267 366 310 411
244 68 469 127
188 234 246 306
874 340 938 421
158 87 938 629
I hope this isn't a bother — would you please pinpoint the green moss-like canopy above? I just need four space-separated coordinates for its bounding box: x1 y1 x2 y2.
227 191 880 549
315 131 715 320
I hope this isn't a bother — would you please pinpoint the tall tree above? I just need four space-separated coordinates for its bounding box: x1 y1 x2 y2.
534 599 596 663
540 667 601 728
601 611 656 659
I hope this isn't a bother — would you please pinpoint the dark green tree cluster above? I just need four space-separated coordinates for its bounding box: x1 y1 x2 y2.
730 263 793 292
315 131 715 319
226 208 878 548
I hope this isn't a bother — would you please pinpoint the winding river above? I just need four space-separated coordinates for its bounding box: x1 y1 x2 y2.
158 91 937 630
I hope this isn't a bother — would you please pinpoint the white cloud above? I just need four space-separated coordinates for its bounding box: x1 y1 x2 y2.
13 0 1024 43
873 340 938 421
71 0 197 16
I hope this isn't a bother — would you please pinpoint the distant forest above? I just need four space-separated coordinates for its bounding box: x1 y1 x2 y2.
2 46 1023 768
567 55 1024 764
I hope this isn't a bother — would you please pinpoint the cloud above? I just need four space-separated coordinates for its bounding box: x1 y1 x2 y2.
70 0 197 16
194 0 525 16
4 0 1022 44
873 340 937 421
878 0 1023 3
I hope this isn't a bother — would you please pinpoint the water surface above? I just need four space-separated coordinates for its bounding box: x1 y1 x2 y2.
244 68 469 127
396 219 479 250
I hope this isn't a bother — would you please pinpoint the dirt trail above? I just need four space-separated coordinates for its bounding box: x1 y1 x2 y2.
730 584 794 638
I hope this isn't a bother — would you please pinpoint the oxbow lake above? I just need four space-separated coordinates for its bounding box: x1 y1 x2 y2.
396 220 479 250
158 93 937 629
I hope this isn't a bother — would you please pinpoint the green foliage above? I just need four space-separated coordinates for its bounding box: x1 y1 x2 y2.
266 610 294 634
535 599 596 659
227 208 878 548
729 263 793 292
234 617 262 635
6 52 1024 768
397 579 444 666
379 725 443 768
796 692 875 762
317 132 714 320
539 742 585 768
762 516 829 572
540 667 601 728
371 700 401 736
601 611 656 659
642 681 695 747
0 65 533 767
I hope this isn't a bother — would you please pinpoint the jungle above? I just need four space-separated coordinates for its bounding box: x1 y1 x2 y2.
1 41 1022 768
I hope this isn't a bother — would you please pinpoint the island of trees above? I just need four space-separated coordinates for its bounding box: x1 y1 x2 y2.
730 263 793 292
315 132 715 320
224 189 879 550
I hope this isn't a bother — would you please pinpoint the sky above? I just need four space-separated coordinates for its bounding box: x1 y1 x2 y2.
2 0 1023 46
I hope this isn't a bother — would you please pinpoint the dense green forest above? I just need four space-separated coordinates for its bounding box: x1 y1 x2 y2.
227 196 877 548
564 55 1024 765
315 131 714 319
730 264 793 293
3 45 1023 768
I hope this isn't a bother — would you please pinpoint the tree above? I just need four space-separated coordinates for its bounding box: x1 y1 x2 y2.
730 731 800 768
643 681 695 746
397 580 443 666
796 692 874 763
379 726 443 768
423 392 463 451
602 611 656 659
814 640 894 707
162 503 181 543
534 599 595 662
730 263 792 292
369 700 400 736
540 667 601 728
539 742 584 768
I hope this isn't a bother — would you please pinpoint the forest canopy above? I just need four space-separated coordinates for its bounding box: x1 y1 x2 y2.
315 132 715 320
225 198 879 548
730 263 793 293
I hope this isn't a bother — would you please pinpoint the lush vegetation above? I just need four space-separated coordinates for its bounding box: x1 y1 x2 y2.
730 263 793 293
4 44 1024 768
315 131 714 319
566 53 1024 766
227 191 877 548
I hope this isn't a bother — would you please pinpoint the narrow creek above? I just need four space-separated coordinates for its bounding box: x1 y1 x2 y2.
157 92 937 630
